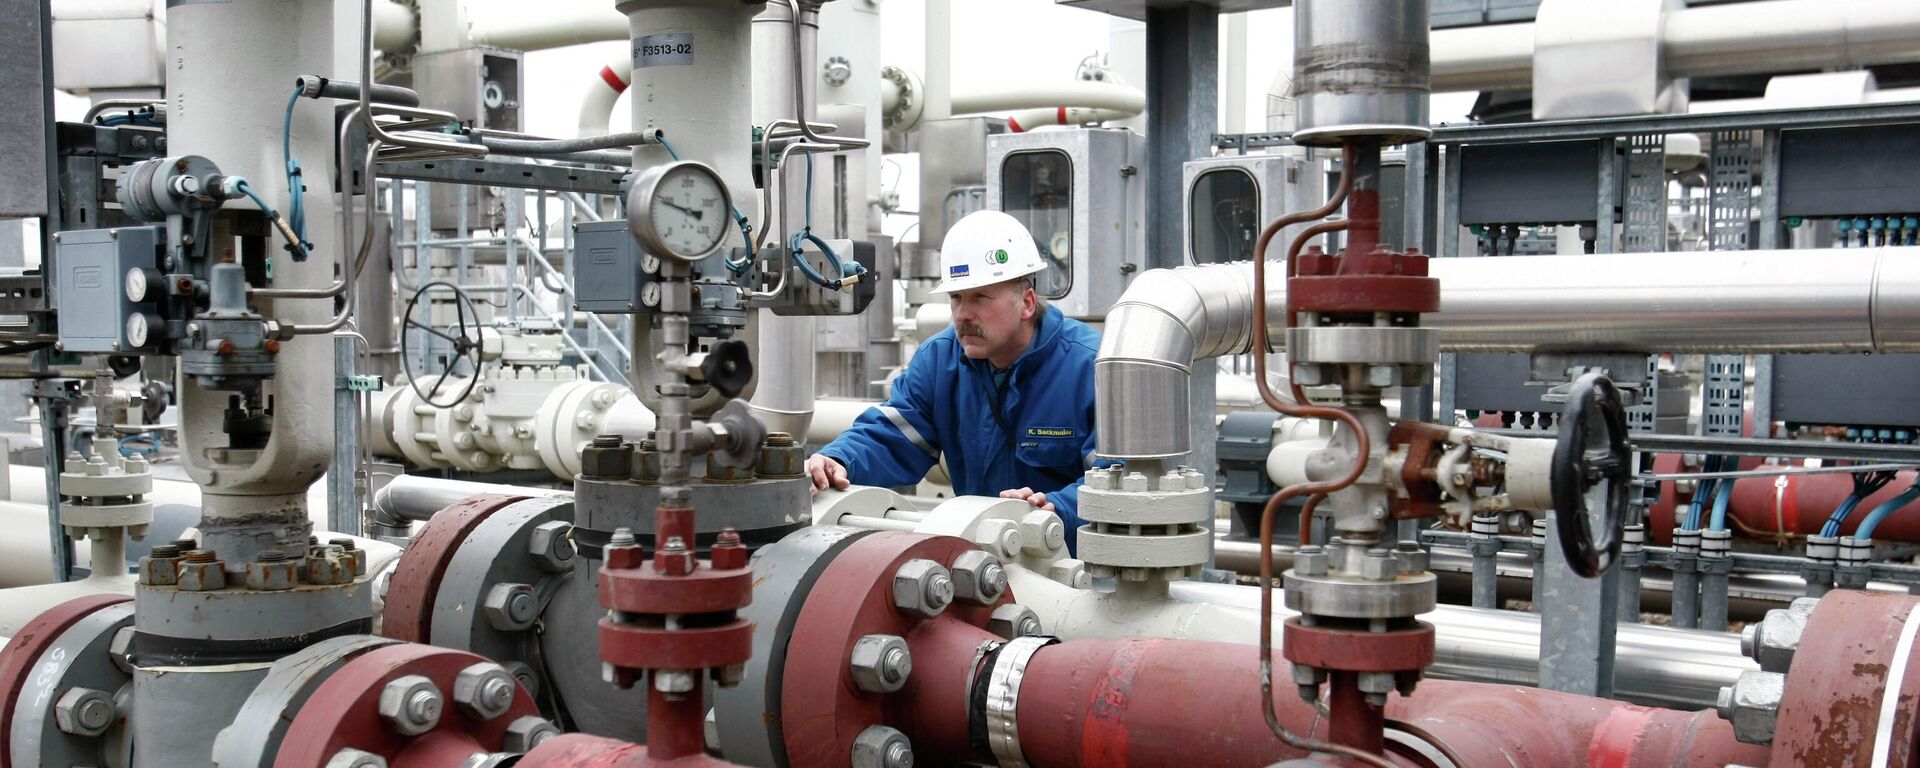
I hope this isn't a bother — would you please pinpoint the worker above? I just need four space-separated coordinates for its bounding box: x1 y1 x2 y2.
805 210 1102 552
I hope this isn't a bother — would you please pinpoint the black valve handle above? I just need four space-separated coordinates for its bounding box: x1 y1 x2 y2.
400 281 484 409
700 339 754 399
1551 372 1632 578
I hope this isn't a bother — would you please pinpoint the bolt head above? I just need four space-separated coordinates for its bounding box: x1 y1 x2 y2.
950 550 1008 605
653 669 695 694
484 583 539 631
1359 553 1399 581
891 559 953 619
1047 558 1091 589
851 725 913 768
527 521 575 573
54 687 114 736
1120 472 1149 492
377 675 443 736
452 662 518 721
1294 546 1328 577
108 626 136 674
324 749 389 768
1365 364 1400 389
1748 607 1807 673
849 634 912 693
1018 510 1066 555
987 603 1042 638
501 716 559 753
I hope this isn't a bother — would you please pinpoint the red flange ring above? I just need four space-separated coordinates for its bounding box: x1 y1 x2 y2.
273 643 543 768
1286 275 1441 315
777 532 1014 768
1771 590 1920 767
382 494 526 643
518 732 740 768
599 564 753 615
1282 618 1436 673
0 594 130 768
599 617 754 671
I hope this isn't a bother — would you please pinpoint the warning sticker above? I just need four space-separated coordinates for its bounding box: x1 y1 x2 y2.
634 33 695 68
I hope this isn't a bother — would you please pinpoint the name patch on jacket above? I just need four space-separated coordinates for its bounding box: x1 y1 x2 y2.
1026 426 1075 438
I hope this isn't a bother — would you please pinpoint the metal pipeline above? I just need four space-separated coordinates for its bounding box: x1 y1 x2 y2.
1098 249 1920 459
1644 454 1920 544
1429 0 1920 92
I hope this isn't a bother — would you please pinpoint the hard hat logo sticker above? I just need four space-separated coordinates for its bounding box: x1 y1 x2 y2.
988 249 1009 265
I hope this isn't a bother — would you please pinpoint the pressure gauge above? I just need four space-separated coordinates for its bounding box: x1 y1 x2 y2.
126 313 152 348
627 160 733 264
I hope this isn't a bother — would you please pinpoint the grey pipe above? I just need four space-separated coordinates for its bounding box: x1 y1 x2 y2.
471 130 661 156
295 75 420 107
1430 0 1920 92
369 474 557 526
1096 249 1920 459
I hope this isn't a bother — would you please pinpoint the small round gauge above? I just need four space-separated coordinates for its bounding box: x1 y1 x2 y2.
125 268 151 302
627 160 733 264
126 313 151 348
641 282 662 308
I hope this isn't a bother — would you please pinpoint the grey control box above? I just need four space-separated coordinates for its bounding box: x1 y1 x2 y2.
53 226 159 353
574 220 650 313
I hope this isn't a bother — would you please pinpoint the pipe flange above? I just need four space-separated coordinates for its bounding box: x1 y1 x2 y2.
985 635 1058 768
211 635 403 768
428 497 576 691
1282 569 1437 620
879 65 924 133
0 596 133 768
381 494 528 643
1285 326 1439 368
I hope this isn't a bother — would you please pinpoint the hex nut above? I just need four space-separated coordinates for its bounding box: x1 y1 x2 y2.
484 583 540 631
1717 670 1785 746
1018 510 1066 555
54 687 115 737
245 558 300 591
176 557 227 591
1746 608 1807 674
950 550 1008 605
324 749 389 768
377 675 444 736
527 521 576 573
1392 543 1430 574
579 440 633 478
1358 552 1399 581
849 634 912 693
302 546 354 586
139 554 179 586
1047 559 1091 589
654 669 696 694
452 663 518 721
1294 546 1329 577
851 725 913 768
503 716 560 752
987 603 1042 639
108 626 136 674
890 559 953 620
972 519 1023 560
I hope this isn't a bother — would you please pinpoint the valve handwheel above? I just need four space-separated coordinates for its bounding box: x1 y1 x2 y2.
401 281 485 409
1550 372 1631 578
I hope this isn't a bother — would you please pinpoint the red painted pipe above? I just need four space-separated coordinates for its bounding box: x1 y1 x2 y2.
1007 636 1768 768
1644 453 1920 543
519 733 739 768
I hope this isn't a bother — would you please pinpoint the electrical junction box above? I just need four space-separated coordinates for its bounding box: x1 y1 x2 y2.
1182 152 1324 266
53 226 160 354
573 220 652 313
986 128 1146 321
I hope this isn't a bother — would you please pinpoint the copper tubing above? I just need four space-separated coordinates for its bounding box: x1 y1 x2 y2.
1246 143 1394 767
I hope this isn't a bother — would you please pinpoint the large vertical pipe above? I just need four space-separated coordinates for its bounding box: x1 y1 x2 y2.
923 0 951 122
748 0 818 438
168 0 338 559
618 0 764 420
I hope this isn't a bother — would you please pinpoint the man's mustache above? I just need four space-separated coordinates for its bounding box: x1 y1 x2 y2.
956 324 986 337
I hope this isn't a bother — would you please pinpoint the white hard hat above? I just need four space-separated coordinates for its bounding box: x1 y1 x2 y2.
931 210 1048 294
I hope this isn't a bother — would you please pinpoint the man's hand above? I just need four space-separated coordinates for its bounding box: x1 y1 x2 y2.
805 454 850 495
1000 486 1055 512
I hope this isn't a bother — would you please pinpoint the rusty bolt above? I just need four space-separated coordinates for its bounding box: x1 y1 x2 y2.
891 559 953 620
987 603 1042 639
484 583 539 631
452 662 518 721
950 550 1007 606
502 716 559 752
177 550 226 591
711 528 748 570
377 675 444 736
302 546 354 586
216 339 236 356
324 750 388 768
849 634 912 693
245 552 299 591
756 434 805 478
54 687 115 736
527 521 575 573
330 537 368 575
140 544 182 586
579 437 632 478
264 339 280 355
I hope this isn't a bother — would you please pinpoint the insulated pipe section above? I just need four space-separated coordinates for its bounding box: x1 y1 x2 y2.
1430 0 1920 92
1097 249 1920 458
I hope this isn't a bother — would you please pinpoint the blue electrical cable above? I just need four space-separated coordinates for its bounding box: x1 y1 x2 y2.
1855 482 1920 540
653 133 756 275
1708 465 1736 531
281 85 312 258
1823 466 1898 537
1683 455 1722 531
786 151 864 290
232 178 306 262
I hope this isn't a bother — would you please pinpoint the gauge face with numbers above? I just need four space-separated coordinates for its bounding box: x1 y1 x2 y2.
627 160 732 264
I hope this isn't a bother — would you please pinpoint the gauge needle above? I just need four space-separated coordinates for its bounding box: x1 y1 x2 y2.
659 198 704 220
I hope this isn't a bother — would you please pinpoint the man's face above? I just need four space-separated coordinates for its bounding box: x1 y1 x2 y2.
948 280 1034 363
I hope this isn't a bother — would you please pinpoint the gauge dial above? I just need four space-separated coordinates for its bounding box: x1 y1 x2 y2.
628 161 732 264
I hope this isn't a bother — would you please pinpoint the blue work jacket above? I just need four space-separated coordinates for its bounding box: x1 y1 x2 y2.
818 304 1102 552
